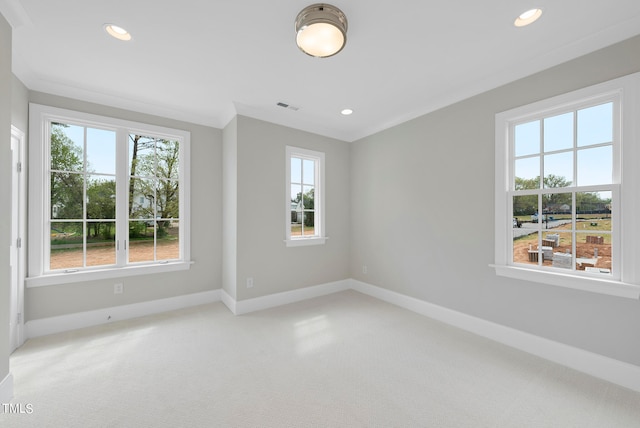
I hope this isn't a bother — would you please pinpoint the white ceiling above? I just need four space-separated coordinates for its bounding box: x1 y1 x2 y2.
3 0 640 142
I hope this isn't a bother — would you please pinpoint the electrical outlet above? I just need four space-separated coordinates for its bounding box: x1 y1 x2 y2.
246 277 254 288
114 283 124 294
362 265 368 274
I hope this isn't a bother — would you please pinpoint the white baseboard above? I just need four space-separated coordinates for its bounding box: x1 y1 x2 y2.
230 279 351 315
350 279 640 393
220 289 236 315
25 289 221 339
0 373 13 403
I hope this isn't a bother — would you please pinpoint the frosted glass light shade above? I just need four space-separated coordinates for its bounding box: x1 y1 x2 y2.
295 4 348 58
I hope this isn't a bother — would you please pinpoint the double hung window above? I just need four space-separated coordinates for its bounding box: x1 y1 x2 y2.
285 146 326 246
494 73 640 299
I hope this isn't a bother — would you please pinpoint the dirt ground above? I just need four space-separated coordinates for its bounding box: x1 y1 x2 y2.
51 239 179 270
513 239 611 270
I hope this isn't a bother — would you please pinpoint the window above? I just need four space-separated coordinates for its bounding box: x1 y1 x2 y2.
285 146 326 246
494 73 640 299
28 104 191 286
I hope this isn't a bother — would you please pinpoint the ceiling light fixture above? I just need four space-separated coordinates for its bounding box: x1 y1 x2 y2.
104 24 132 41
514 8 542 27
341 108 353 115
295 4 348 58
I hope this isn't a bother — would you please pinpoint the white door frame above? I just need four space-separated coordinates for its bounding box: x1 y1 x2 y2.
10 125 26 353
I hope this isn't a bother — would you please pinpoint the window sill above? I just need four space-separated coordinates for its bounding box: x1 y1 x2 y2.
284 237 328 247
490 264 640 300
26 261 194 288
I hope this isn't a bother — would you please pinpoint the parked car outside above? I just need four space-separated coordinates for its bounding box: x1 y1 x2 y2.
531 213 546 223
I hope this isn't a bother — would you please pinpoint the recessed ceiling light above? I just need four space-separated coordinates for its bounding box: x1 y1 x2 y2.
341 108 353 116
514 8 542 27
104 24 132 41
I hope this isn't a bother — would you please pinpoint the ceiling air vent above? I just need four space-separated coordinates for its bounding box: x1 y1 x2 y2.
277 102 300 111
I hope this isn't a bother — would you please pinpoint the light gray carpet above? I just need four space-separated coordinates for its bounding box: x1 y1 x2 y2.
2 290 639 427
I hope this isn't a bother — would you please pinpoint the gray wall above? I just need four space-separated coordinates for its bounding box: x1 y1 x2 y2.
1 12 11 382
350 35 640 366
11 76 28 132
232 115 350 301
24 92 223 320
222 117 238 299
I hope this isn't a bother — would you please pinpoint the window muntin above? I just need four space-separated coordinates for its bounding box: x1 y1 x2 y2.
28 104 191 285
510 101 616 276
285 146 326 246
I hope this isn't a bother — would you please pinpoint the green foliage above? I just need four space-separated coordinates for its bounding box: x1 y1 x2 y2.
129 222 149 239
51 124 82 172
292 188 314 208
304 212 314 228
87 179 116 219
50 124 84 219
543 174 572 188
514 174 611 216
128 136 180 220
514 176 539 191
515 174 572 191
303 188 314 210
292 187 315 227
157 224 168 238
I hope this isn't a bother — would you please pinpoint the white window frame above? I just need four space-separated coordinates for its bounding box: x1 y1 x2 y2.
493 73 640 299
27 104 192 287
285 146 327 247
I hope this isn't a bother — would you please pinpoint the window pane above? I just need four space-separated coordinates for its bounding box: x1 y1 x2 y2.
514 229 540 266
86 128 116 175
50 172 84 219
157 221 180 261
87 176 116 219
291 223 302 237
577 102 613 147
156 140 180 179
576 191 611 231
129 220 155 263
51 123 84 172
543 152 572 188
129 178 155 219
156 179 179 219
512 194 536 263
513 195 537 223
302 185 314 210
514 157 540 189
86 221 116 267
577 146 612 186
544 112 573 152
303 159 315 185
129 134 156 177
542 192 572 226
549 232 572 269
576 232 611 274
291 183 302 204
50 222 83 270
514 120 540 157
302 211 315 236
291 157 302 183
